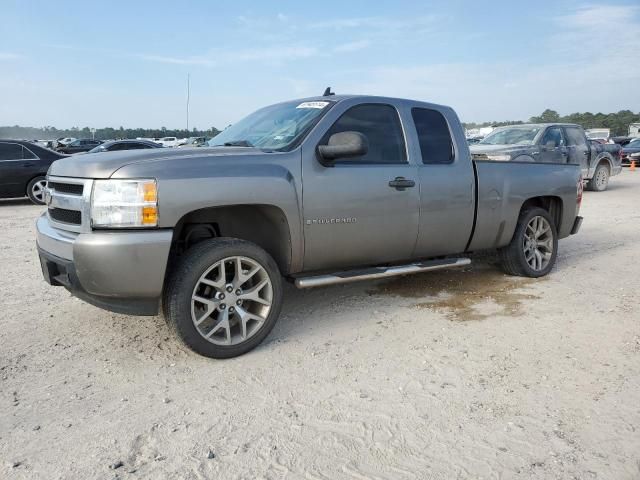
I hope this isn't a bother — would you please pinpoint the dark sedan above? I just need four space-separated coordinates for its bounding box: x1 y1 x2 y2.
57 138 103 154
0 140 67 204
86 139 163 153
621 138 640 165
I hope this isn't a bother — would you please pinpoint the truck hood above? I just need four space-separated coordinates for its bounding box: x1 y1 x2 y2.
48 147 264 179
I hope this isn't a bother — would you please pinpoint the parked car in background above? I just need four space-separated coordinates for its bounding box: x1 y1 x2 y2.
54 137 76 149
469 123 621 191
36 94 583 358
0 140 67 204
611 136 632 147
585 128 610 143
178 137 208 148
85 139 163 154
57 139 103 154
621 138 640 165
158 137 181 147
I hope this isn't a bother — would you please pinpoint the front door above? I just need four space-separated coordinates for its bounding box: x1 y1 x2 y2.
538 126 568 163
301 102 420 271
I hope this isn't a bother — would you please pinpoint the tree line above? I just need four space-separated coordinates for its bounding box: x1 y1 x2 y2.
3 108 639 141
465 109 640 136
0 125 221 141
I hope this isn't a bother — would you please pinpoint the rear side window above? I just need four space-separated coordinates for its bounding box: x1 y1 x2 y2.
0 142 24 160
564 127 587 147
411 108 454 164
323 104 407 164
22 146 38 159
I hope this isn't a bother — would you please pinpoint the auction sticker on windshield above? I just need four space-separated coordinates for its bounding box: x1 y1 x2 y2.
296 101 329 109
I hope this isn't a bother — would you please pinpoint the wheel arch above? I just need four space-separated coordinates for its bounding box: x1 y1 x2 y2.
25 173 48 195
518 196 564 232
590 153 612 177
170 204 293 275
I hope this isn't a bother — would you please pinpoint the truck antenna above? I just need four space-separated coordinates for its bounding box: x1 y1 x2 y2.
323 87 335 97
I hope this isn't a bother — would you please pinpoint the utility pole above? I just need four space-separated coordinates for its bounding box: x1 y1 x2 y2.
186 73 190 133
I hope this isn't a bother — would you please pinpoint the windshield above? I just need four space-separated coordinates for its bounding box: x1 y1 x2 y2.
88 144 108 153
209 100 334 151
479 127 541 145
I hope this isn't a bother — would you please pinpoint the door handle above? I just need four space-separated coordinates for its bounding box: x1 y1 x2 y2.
22 162 35 167
388 177 415 190
583 151 589 156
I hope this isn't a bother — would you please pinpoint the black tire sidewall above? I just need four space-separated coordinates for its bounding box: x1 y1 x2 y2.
512 208 558 277
27 176 46 205
164 238 283 358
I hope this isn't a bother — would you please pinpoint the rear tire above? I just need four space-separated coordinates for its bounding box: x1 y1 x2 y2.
586 163 609 192
27 176 47 205
499 207 558 278
163 238 283 359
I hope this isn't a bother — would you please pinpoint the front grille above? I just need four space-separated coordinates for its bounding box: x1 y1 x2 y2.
49 208 82 225
48 182 84 195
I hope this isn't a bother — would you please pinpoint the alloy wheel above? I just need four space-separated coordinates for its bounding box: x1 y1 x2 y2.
523 216 554 271
191 256 273 345
32 180 47 203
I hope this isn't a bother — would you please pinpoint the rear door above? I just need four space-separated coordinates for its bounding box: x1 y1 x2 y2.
0 142 35 198
410 107 475 257
301 102 420 271
564 127 590 176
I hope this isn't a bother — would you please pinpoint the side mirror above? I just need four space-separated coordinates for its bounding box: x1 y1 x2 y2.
317 131 368 165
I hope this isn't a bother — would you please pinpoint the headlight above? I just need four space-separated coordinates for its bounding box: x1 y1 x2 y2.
486 154 512 161
91 179 158 228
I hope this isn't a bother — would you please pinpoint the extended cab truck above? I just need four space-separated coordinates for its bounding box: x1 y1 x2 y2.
469 123 622 191
36 95 584 358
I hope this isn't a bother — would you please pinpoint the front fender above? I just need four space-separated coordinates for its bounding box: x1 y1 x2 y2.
113 154 304 272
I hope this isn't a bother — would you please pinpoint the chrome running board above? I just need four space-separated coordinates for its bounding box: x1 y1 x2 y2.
294 258 471 289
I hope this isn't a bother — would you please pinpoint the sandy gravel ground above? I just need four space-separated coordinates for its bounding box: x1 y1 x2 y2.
1 172 639 480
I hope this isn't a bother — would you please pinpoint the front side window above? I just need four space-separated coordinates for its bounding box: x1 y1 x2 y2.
322 104 407 164
540 127 565 148
564 127 587 147
0 143 24 160
411 108 454 164
209 100 334 151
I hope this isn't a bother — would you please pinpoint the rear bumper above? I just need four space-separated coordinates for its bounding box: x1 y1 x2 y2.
570 216 583 235
36 213 173 316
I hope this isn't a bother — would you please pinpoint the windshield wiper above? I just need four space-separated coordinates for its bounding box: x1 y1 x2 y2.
222 140 253 147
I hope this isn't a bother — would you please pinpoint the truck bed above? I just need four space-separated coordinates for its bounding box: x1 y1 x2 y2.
468 160 582 252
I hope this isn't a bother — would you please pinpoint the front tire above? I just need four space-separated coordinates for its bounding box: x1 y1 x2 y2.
27 176 47 205
163 238 283 359
499 207 558 278
587 163 610 192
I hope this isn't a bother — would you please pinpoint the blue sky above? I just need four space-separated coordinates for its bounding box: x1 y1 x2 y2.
1 0 638 129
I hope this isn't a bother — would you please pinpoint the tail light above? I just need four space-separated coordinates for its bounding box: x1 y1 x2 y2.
577 176 583 205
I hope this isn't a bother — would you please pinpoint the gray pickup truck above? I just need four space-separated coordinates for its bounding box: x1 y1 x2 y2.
469 123 622 191
37 94 583 358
